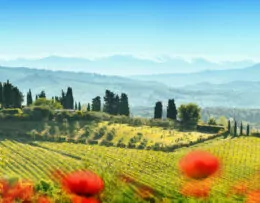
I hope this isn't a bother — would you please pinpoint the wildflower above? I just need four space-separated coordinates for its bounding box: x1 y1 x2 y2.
61 170 104 197
179 150 220 179
181 180 211 199
72 195 100 203
246 190 260 203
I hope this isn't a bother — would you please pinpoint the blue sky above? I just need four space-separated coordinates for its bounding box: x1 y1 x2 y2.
1 0 260 61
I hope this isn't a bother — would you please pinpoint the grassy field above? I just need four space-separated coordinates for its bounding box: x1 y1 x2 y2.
0 135 260 202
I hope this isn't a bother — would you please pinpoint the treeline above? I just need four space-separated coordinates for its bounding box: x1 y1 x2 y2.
1 80 130 117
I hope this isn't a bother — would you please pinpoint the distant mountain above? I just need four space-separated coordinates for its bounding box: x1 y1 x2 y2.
131 63 260 87
0 55 255 76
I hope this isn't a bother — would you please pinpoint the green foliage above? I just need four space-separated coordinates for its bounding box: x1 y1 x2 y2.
166 99 177 120
33 98 63 110
119 93 130 116
207 117 217 125
178 103 201 126
197 124 225 133
154 101 163 119
92 96 101 112
1 108 22 115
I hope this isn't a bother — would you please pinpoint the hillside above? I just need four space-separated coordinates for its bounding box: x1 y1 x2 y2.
131 63 260 87
2 66 260 110
1 135 260 202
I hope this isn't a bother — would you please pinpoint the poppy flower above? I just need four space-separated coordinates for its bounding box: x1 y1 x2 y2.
246 190 260 203
62 170 104 197
179 150 220 179
37 195 52 203
181 180 211 199
72 195 100 203
229 182 248 196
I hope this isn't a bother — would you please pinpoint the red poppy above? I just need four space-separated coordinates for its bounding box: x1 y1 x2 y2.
179 150 220 179
72 195 100 203
0 180 34 202
62 170 104 197
246 190 260 203
229 182 249 196
181 180 211 199
37 195 52 203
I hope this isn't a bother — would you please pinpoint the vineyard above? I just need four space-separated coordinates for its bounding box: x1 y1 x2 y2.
0 135 260 202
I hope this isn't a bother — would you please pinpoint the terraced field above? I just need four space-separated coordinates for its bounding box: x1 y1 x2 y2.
0 136 260 202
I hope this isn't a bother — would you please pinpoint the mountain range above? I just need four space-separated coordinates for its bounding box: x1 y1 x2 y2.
0 55 255 76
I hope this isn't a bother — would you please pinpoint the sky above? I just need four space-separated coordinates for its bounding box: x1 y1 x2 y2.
1 0 260 62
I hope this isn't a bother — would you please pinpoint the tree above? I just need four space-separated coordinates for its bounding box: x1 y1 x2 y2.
178 103 201 126
246 124 250 136
103 90 115 115
0 82 3 107
166 99 177 120
38 90 46 99
27 89 33 106
78 102 81 111
234 121 237 137
228 120 231 133
87 103 91 111
65 87 74 109
119 93 130 116
75 102 78 110
114 94 120 115
92 96 101 112
154 101 163 119
2 80 23 108
208 117 217 125
240 122 243 136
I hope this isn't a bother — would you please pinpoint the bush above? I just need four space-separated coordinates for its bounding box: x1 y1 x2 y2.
1 108 22 115
197 124 224 133
93 127 106 139
27 106 53 121
88 140 99 145
106 129 116 141
100 139 114 147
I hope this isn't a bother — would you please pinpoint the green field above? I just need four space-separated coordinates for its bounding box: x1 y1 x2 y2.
0 134 259 202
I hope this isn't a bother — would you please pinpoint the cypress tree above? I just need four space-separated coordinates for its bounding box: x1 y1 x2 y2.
27 89 33 106
65 87 74 109
119 93 130 116
154 101 163 119
228 120 231 133
3 80 12 108
87 103 91 111
114 94 120 115
234 121 237 137
103 90 115 114
38 90 46 99
0 82 3 108
78 102 81 111
240 122 243 136
246 124 250 136
75 102 78 110
92 96 101 112
35 95 38 101
166 99 177 120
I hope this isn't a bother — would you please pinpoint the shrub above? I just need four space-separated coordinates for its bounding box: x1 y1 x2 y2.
106 129 116 141
93 127 106 139
100 139 114 147
197 124 224 133
1 108 22 115
88 140 99 145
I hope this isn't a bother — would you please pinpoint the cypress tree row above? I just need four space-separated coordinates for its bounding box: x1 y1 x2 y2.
1 80 23 108
154 101 163 119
